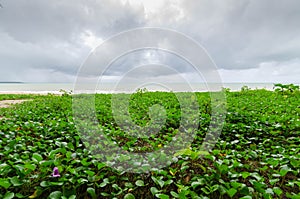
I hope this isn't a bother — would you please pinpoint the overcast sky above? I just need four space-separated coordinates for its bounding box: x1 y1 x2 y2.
0 0 299 83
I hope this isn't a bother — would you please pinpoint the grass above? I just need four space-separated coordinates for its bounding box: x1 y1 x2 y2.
0 87 299 199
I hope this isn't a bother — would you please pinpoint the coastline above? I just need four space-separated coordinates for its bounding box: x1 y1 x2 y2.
0 91 63 95
0 88 273 95
0 82 299 94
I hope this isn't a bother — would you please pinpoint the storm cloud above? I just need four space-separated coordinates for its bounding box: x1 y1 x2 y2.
0 0 299 83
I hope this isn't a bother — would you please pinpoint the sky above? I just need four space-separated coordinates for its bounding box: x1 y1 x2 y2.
0 0 299 83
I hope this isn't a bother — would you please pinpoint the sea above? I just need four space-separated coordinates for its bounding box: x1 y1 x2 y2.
0 82 291 94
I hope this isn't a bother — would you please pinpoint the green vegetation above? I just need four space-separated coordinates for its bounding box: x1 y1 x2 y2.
274 83 300 93
0 87 299 199
0 94 40 101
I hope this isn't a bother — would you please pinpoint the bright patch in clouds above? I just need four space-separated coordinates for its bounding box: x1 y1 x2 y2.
121 0 165 13
81 30 104 49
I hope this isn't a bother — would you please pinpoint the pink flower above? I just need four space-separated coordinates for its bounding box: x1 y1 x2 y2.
52 167 60 177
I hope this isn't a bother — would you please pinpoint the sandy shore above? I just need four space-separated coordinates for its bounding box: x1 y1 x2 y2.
0 91 62 95
0 99 32 108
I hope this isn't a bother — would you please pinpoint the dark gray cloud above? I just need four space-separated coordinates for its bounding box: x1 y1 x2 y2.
0 0 146 82
103 49 193 77
0 0 299 83
0 0 144 43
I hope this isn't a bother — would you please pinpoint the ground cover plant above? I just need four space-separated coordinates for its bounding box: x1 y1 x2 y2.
0 86 299 199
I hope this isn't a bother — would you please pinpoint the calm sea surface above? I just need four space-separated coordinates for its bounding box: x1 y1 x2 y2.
0 82 291 94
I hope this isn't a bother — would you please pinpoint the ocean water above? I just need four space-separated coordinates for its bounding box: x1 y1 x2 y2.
0 82 283 94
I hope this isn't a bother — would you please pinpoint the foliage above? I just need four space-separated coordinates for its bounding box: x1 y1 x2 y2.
274 83 299 93
240 85 250 92
0 88 299 198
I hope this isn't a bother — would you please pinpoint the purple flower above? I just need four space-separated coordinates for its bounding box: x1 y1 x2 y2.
52 167 60 177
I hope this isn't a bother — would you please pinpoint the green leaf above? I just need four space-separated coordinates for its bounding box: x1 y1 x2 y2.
269 178 279 186
218 185 227 195
196 150 210 156
112 183 121 192
0 178 11 189
151 176 164 188
124 193 135 199
97 163 106 170
3 192 14 199
49 148 64 159
191 178 206 189
124 182 134 188
67 142 75 150
40 181 50 187
227 188 237 198
273 187 283 196
164 179 173 186
15 193 25 198
251 172 263 181
24 163 36 171
174 148 192 157
290 159 300 168
150 187 159 195
85 170 95 176
68 195 76 199
201 187 210 195
241 172 250 179
249 151 258 159
230 181 241 189
135 180 144 187
32 153 43 162
211 184 219 192
170 191 179 198
100 192 110 197
87 187 96 199
77 178 88 184
50 181 64 186
279 165 291 176
155 194 169 199
240 196 252 199
48 191 62 199
10 176 23 186
252 181 266 193
99 178 109 187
